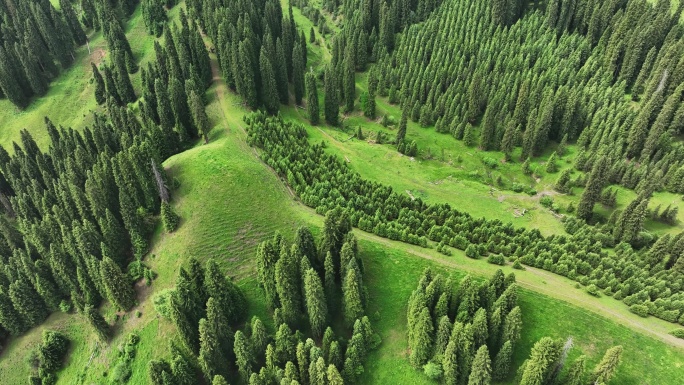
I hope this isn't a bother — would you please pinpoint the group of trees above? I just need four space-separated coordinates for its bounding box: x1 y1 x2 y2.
406 269 624 385
371 0 684 212
244 112 684 327
149 258 247 384
138 10 213 145
0 0 85 108
153 220 379 385
186 0 309 113
252 215 378 384
0 0 146 109
407 268 521 383
0 7 217 344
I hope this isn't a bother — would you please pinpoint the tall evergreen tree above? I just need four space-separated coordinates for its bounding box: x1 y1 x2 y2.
92 63 106 105
324 66 339 126
468 345 492 385
188 91 211 143
100 255 135 311
260 46 280 115
293 44 306 105
304 269 328 338
306 71 320 125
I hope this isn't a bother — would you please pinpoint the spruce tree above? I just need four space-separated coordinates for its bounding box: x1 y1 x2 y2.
468 345 492 385
344 45 356 113
155 79 175 131
189 91 211 143
588 346 623 384
9 279 48 327
342 266 364 327
306 71 320 125
100 255 135 311
562 355 586 385
83 304 109 341
293 44 305 105
0 288 25 335
60 0 87 45
92 63 106 105
492 340 512 381
304 269 328 338
260 47 280 115
409 306 433 367
324 66 339 126
276 246 302 326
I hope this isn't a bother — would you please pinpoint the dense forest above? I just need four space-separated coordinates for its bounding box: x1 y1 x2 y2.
0 0 683 384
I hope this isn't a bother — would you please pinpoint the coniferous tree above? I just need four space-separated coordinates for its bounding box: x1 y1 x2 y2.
409 306 433 367
306 71 320 124
9 279 47 327
100 255 135 311
324 66 339 126
189 91 211 143
343 45 356 113
0 289 25 335
92 63 106 105
276 246 302 326
260 47 280 115
83 304 109 341
304 269 328 338
293 44 305 105
155 79 175 131
468 345 492 385
492 340 513 381
577 156 608 221
562 355 586 385
588 346 623 384
60 0 87 45
342 264 364 326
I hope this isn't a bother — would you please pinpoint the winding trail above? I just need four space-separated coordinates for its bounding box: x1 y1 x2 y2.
207 48 684 350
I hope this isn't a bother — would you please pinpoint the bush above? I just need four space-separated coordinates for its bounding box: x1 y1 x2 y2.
465 244 478 259
153 289 175 319
423 361 443 380
540 196 554 208
512 259 525 270
629 304 650 317
487 254 505 265
511 183 525 193
585 284 601 297
59 300 72 313
482 157 498 169
669 329 684 339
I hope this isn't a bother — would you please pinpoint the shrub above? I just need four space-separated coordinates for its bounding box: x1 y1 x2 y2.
487 254 505 265
512 259 525 270
540 196 554 208
586 284 601 297
482 157 498 169
669 329 684 339
465 244 478 259
153 289 175 319
59 300 72 313
511 183 525 193
629 304 650 317
423 361 443 380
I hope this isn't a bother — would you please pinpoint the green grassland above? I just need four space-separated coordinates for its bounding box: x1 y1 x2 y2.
0 2 683 385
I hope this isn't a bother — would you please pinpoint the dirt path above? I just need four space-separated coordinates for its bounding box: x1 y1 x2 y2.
205 46 684 351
